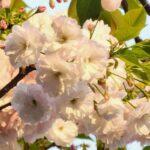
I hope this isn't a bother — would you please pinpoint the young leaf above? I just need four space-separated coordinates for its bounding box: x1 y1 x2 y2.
114 40 150 83
76 0 102 25
143 146 150 150
68 0 79 21
77 134 93 141
114 7 146 41
10 0 27 11
100 7 146 41
126 0 141 10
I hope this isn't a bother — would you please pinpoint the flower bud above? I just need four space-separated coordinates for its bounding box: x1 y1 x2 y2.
19 7 25 13
0 42 5 49
38 6 46 12
49 0 55 9
101 0 122 12
70 145 76 150
57 0 62 3
0 0 11 9
0 20 7 30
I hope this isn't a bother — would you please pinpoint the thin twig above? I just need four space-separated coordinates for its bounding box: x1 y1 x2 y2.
0 102 11 110
0 65 36 99
121 0 128 12
139 0 150 15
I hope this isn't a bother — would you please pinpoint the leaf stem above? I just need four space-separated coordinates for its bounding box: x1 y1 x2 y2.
90 14 101 39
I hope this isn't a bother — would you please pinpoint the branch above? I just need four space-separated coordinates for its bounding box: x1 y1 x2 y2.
121 0 128 12
0 102 11 111
0 65 36 99
139 0 150 15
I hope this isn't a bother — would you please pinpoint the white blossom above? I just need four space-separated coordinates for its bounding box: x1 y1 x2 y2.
23 115 56 143
27 12 55 40
96 98 127 149
82 19 111 48
46 118 78 146
59 86 95 120
79 40 109 81
36 47 81 96
12 84 51 124
129 101 150 140
52 16 83 43
0 110 22 150
5 22 46 68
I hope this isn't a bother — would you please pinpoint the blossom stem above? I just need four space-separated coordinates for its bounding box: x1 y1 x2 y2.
0 65 36 99
93 84 105 97
90 14 101 39
127 101 136 109
109 72 126 80
134 84 149 99
110 72 147 85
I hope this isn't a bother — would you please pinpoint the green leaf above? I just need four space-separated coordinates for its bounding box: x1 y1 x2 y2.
76 0 101 25
131 66 150 82
100 7 146 41
114 40 150 84
126 0 141 10
114 7 146 41
68 0 79 21
10 0 27 11
118 147 127 150
96 140 105 150
77 134 93 141
29 144 40 150
143 146 150 150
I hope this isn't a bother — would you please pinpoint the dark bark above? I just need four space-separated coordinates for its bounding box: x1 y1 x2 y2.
0 65 35 98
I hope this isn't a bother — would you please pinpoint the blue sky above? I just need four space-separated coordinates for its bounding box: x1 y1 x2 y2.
23 0 150 149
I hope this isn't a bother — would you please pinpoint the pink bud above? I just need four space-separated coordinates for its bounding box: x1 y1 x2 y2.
57 0 62 3
0 43 5 49
101 0 122 12
19 7 25 13
70 145 76 150
0 20 7 30
0 0 11 9
38 6 46 12
49 0 55 9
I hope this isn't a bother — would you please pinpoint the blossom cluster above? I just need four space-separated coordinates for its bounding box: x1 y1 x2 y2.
0 12 150 150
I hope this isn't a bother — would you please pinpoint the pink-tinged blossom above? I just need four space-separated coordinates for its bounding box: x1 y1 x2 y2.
12 84 52 124
5 22 46 68
0 20 7 30
0 110 22 150
52 16 83 43
0 0 11 9
101 0 122 12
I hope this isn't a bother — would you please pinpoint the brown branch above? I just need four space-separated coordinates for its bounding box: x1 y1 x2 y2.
0 102 11 111
139 0 150 15
121 0 128 12
0 65 36 99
